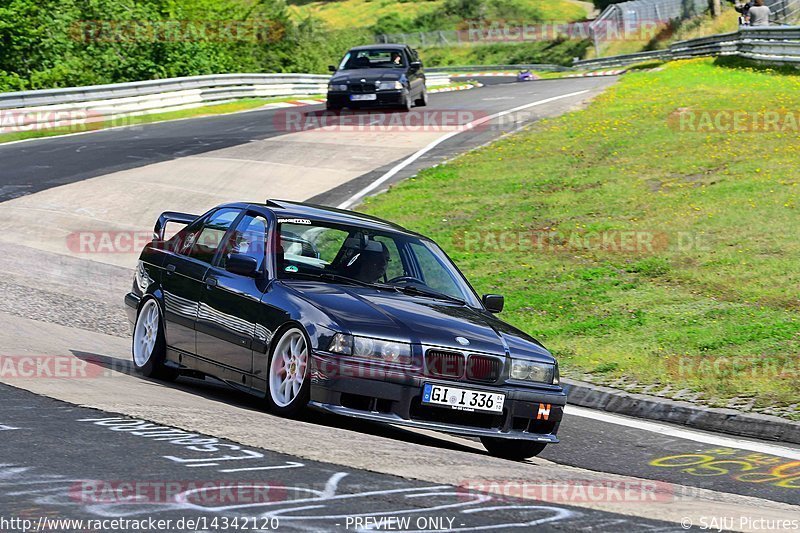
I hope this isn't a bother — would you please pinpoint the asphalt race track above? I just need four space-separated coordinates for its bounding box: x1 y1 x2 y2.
0 76 798 532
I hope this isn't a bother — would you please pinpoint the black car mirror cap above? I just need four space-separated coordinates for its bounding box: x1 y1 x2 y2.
226 254 259 277
482 294 504 313
328 65 337 72
409 61 422 71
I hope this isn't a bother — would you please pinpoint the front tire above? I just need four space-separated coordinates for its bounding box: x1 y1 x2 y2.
266 326 311 417
480 437 547 460
132 298 178 381
401 90 413 112
414 86 428 107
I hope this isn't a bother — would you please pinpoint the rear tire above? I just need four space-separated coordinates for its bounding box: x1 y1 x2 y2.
132 298 178 381
480 437 547 460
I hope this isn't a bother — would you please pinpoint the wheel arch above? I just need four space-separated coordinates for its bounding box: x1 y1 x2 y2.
136 288 167 344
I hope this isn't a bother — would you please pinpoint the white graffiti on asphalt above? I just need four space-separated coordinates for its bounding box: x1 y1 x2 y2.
76 417 296 471
0 464 582 531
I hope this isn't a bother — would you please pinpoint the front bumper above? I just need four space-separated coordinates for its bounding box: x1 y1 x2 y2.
309 351 565 442
124 292 140 333
327 90 405 108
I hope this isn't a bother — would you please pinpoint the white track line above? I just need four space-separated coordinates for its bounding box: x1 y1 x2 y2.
0 98 323 148
336 89 590 209
566 405 800 460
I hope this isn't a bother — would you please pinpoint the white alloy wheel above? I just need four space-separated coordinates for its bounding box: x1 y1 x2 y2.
269 328 309 408
133 299 160 367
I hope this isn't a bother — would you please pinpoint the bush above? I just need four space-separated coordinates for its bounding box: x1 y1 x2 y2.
0 0 370 92
420 38 591 67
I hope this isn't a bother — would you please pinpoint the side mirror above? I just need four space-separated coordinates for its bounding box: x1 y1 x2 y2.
328 65 337 72
226 254 259 277
409 61 422 72
482 294 504 313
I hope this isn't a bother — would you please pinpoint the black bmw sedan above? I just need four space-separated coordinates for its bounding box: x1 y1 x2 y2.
125 200 565 460
326 44 427 111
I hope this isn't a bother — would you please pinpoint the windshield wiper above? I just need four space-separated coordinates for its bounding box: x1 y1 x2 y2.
391 284 466 305
285 271 394 291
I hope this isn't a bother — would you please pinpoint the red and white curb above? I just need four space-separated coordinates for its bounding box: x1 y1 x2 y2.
260 98 326 110
429 82 483 93
565 69 626 77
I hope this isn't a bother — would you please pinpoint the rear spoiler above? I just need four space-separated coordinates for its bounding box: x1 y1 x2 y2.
153 211 198 241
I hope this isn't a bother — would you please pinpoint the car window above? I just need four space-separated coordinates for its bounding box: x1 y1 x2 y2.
409 242 462 298
340 49 406 69
375 235 404 280
183 208 240 264
279 223 347 271
217 213 268 272
274 220 480 306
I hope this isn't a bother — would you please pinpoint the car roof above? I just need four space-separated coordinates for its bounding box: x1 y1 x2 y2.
348 44 409 51
223 199 420 237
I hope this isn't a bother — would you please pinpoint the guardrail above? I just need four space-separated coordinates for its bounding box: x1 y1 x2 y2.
0 72 451 130
427 64 572 73
574 25 800 69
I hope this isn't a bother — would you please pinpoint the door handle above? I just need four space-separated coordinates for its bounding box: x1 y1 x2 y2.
166 264 176 275
205 277 218 288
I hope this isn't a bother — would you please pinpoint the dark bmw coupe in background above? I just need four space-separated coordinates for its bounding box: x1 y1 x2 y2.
326 44 427 111
125 200 565 459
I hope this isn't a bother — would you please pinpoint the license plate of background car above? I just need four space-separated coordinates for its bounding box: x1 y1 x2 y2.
422 383 505 414
350 94 377 101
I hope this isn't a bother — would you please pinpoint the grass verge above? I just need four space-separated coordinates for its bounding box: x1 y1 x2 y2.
0 96 322 144
360 58 800 418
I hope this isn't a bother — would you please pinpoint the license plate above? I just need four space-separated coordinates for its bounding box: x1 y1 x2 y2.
422 383 505 414
350 94 377 101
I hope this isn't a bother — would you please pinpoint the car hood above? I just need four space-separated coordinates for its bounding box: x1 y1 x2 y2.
282 281 554 364
330 69 404 83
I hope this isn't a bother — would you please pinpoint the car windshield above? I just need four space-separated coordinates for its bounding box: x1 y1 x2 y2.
276 220 480 307
339 49 406 70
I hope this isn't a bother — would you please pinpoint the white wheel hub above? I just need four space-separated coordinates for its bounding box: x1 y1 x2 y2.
133 299 159 367
269 329 308 408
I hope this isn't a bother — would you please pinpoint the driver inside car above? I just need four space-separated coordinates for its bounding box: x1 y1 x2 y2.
340 240 390 283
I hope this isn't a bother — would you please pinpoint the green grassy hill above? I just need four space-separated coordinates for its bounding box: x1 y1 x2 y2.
288 0 590 32
361 58 800 419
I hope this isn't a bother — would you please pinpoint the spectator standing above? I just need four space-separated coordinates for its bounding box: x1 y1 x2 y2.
748 0 771 25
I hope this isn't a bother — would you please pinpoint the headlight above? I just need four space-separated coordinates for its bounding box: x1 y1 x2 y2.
376 80 403 91
328 333 412 365
510 359 556 384
328 83 348 92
